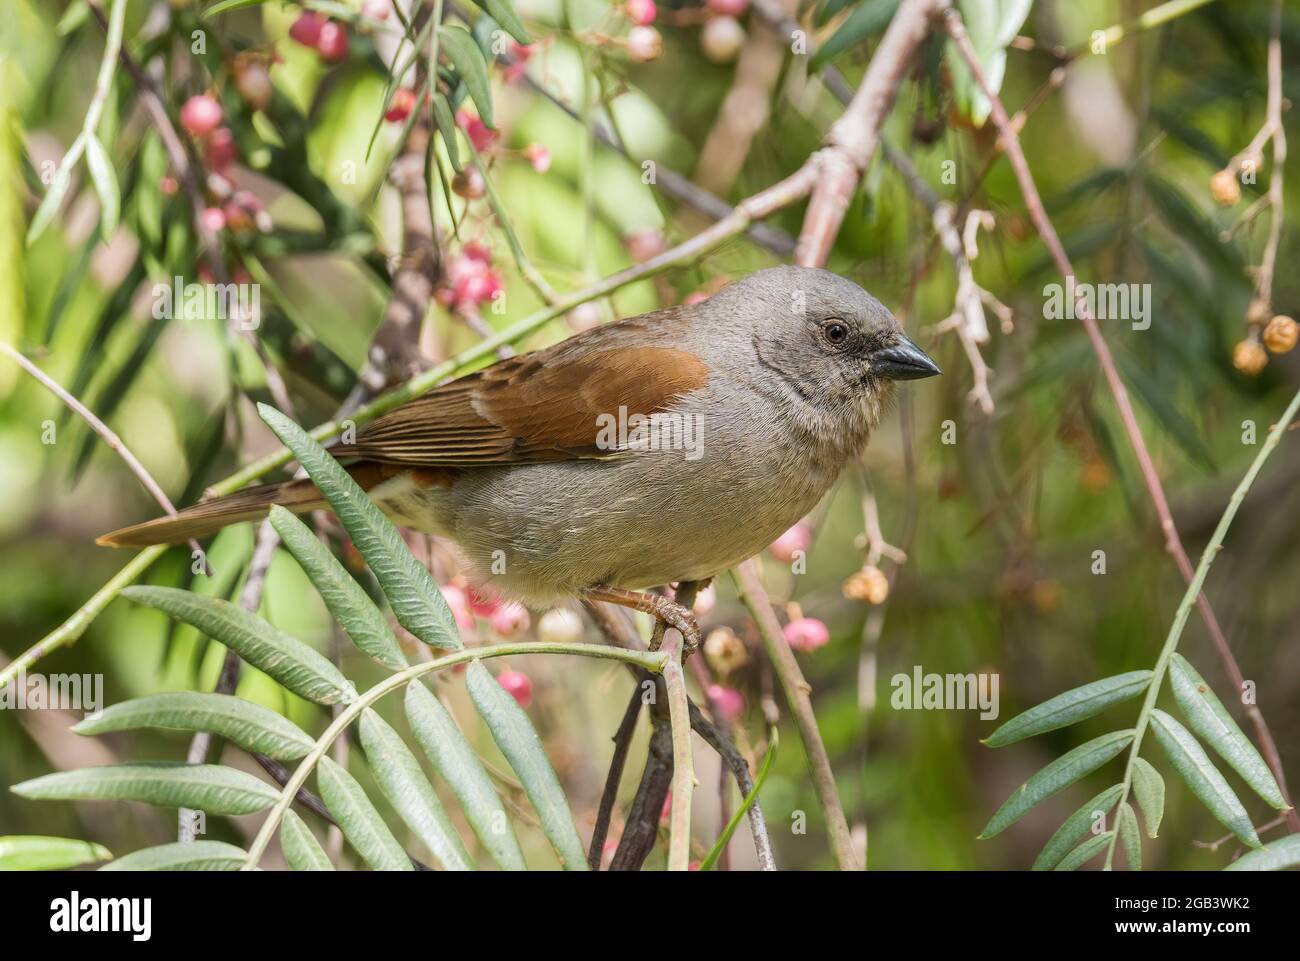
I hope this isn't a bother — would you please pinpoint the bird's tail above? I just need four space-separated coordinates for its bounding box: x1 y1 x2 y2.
96 463 394 548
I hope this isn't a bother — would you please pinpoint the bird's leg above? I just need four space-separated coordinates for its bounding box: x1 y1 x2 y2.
583 584 702 653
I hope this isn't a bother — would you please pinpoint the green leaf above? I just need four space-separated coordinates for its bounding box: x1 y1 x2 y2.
809 0 901 70
12 764 279 816
946 0 1033 126
439 25 494 128
84 136 119 240
466 661 587 870
358 709 474 871
1169 654 1287 810
316 756 413 871
432 93 462 173
984 671 1152 747
74 692 315 761
404 681 526 870
1224 835 1300 871
0 835 112 871
268 506 407 671
123 586 356 705
101 841 247 871
1150 709 1261 849
1055 831 1113 872
1131 757 1166 838
1117 802 1142 871
27 134 83 244
257 405 461 651
202 0 272 17
473 0 531 44
980 730 1134 839
1031 784 1123 871
700 728 778 871
280 809 334 871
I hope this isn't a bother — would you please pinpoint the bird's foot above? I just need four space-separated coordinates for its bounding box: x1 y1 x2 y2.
583 585 701 655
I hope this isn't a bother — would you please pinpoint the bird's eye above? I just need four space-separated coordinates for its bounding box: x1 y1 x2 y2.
822 320 849 346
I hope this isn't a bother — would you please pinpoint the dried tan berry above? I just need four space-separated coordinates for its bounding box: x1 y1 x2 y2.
1211 169 1241 206
1233 338 1268 376
703 627 748 676
1264 315 1298 354
842 564 889 605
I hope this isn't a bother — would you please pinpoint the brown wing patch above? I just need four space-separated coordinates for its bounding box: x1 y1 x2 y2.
332 346 709 467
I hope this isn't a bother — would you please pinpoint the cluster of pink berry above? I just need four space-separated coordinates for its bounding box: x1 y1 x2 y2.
179 95 272 237
622 0 750 64
437 241 505 310
288 11 351 62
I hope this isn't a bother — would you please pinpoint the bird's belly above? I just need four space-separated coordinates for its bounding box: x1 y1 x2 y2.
387 445 841 606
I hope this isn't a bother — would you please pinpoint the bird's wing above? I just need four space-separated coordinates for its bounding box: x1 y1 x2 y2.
331 340 711 467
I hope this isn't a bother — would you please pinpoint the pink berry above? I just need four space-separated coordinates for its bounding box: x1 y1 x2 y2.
235 63 273 111
316 21 350 61
205 127 237 171
497 669 533 708
361 0 391 20
468 587 500 617
768 522 811 563
625 228 666 262
160 176 179 196
180 95 223 137
452 167 486 200
455 110 498 151
626 0 657 27
683 291 709 306
289 11 324 47
523 142 551 174
707 0 749 16
566 302 602 332
490 602 530 638
461 241 492 263
440 584 475 629
385 87 417 123
504 42 532 82
200 207 226 233
701 15 745 64
706 684 744 723
626 25 662 63
783 617 829 653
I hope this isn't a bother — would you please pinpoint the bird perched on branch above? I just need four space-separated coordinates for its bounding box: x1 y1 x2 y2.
99 266 940 646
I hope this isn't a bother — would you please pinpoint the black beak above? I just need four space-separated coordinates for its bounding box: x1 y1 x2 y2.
870 336 942 380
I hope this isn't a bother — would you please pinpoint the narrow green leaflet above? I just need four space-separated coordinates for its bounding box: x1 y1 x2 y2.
946 0 1033 126
1117 802 1142 871
0 836 111 871
280 810 334 871
12 764 279 816
1031 784 1123 871
981 730 1133 839
472 0 530 44
439 26 494 128
101 841 247 871
1168 653 1287 810
123 586 355 705
1224 835 1300 871
203 0 273 16
432 93 462 172
84 136 119 239
358 709 474 871
74 692 315 761
316 756 413 871
26 135 82 244
466 661 587 870
268 506 407 670
809 0 901 70
1055 831 1113 872
404 681 526 870
1131 757 1166 839
984 671 1152 747
1150 710 1261 849
258 405 460 651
